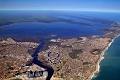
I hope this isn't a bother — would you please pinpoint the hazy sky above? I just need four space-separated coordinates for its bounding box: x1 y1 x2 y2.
0 0 120 12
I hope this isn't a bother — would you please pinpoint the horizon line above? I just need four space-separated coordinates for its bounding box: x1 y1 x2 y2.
0 9 120 13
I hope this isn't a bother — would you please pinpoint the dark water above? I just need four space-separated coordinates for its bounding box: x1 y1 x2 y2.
93 36 120 80
1 11 120 41
0 22 109 41
32 39 54 80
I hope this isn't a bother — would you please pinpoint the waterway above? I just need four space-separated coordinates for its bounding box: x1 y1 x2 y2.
32 39 54 80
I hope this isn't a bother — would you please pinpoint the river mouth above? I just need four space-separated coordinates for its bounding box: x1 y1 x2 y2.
30 39 54 80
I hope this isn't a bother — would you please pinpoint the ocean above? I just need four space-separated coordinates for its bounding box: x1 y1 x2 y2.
0 10 120 79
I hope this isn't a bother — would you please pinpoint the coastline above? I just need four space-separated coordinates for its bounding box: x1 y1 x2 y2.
90 34 120 80
0 35 119 80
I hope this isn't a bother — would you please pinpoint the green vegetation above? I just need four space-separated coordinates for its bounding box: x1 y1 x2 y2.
83 62 92 65
69 49 83 59
90 49 101 55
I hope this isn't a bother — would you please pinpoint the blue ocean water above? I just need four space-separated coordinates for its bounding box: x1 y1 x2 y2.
0 10 120 41
0 22 109 41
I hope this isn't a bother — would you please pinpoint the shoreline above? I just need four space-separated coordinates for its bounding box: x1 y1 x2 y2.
1 32 120 80
90 34 120 80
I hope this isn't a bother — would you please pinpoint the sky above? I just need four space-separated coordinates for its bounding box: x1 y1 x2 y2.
0 0 120 12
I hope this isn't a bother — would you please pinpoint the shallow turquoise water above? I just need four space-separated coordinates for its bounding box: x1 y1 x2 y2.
93 36 120 80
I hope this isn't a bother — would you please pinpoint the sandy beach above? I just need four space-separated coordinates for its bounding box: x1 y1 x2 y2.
90 34 120 80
